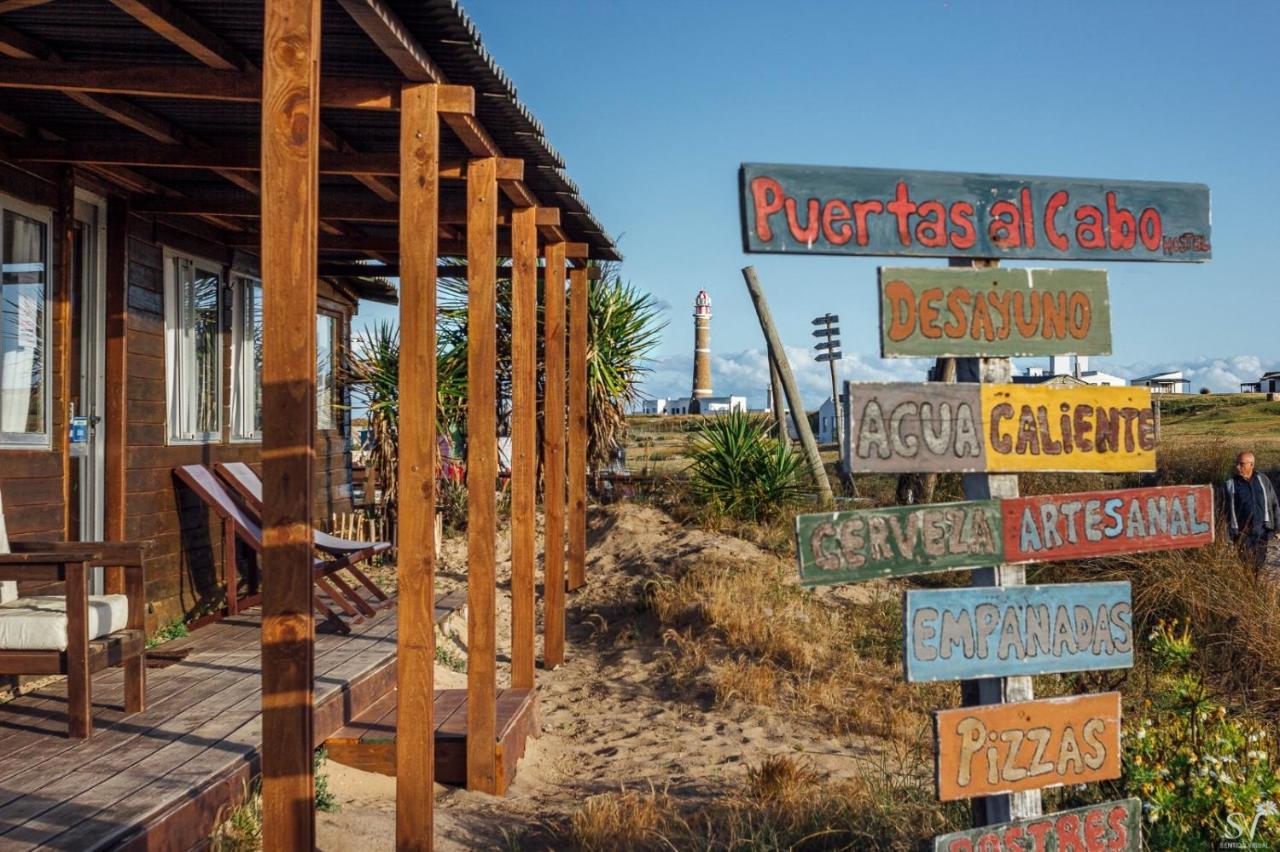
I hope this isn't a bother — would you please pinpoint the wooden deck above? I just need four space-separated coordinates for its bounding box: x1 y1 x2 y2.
0 593 464 851
325 686 540 795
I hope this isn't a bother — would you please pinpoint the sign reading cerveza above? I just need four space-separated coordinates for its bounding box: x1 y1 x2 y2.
903 582 1133 682
843 382 1156 474
739 163 1210 262
794 484 1212 586
879 267 1112 359
932 797 1142 852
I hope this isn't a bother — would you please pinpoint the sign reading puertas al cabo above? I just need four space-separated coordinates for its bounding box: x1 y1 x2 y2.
879 267 1112 359
739 163 1211 262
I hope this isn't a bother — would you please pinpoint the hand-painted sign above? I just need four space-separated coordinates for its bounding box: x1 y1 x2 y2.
935 692 1122 801
933 798 1142 852
904 582 1133 682
739 163 1211 262
796 485 1211 586
843 382 1156 473
878 267 1112 359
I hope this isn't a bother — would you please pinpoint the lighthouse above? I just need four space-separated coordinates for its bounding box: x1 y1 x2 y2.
691 290 713 413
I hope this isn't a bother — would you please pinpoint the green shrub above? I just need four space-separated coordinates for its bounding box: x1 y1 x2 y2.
686 412 804 522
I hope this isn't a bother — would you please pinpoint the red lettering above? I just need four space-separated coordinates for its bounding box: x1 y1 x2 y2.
915 200 948 247
1054 814 1086 852
1041 291 1067 339
785 196 820 244
1044 190 1069 250
976 833 1002 852
949 201 977 249
970 293 995 341
990 403 1015 453
946 840 974 852
989 199 1022 248
1020 187 1036 248
749 176 784 242
1012 290 1041 338
1106 192 1136 250
1083 808 1107 849
821 199 853 245
884 280 917 342
943 288 970 338
988 290 1013 340
1105 805 1130 850
1074 205 1105 249
1002 825 1025 852
1068 291 1091 339
1026 820 1054 852
1139 207 1162 250
886 181 917 246
919 287 943 338
852 200 883 246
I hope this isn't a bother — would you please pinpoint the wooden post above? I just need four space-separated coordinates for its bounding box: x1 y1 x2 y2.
396 81 440 849
103 197 127 594
954 258 1041 827
55 167 73 542
742 266 833 507
566 265 588 592
260 0 320 847
510 205 538 689
466 156 499 794
542 241 567 669
769 358 787 440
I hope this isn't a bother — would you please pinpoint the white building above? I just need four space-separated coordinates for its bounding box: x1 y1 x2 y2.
645 395 747 416
1131 370 1191 394
1019 355 1126 387
1241 371 1280 394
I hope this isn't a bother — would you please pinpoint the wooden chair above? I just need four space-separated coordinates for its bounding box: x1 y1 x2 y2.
174 465 390 633
0 489 147 738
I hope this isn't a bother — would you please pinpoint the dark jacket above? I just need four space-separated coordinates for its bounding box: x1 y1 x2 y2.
1224 471 1279 539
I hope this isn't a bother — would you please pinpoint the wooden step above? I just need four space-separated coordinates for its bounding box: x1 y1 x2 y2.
324 687 539 795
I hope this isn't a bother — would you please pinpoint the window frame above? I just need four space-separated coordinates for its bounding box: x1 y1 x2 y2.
315 310 340 433
230 273 263 443
0 195 53 450
163 247 225 445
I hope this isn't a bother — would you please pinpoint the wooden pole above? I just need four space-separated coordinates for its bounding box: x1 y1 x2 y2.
769 357 787 440
566 265 588 592
954 258 1040 827
396 81 439 849
741 266 833 507
465 156 499 794
103 196 127 594
542 241 567 668
260 0 320 847
510 205 538 689
55 166 73 542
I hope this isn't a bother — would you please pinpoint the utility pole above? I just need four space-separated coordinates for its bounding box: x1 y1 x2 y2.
811 313 842 450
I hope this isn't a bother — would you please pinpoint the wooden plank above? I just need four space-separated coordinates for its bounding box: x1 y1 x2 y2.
466 156 499 794
934 798 1142 851
567 266 588 592
904 582 1133 682
333 0 446 83
55 167 73 542
740 163 1211 262
843 382 1156 473
396 80 439 850
133 196 554 226
2 141 398 175
879 267 1112 358
259 0 320 848
935 693 1122 801
108 0 248 71
0 0 52 13
510 205 538 689
542 241 567 670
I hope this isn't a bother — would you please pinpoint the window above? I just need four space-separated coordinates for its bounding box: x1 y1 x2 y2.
316 313 336 431
164 251 223 442
0 202 50 448
231 275 262 441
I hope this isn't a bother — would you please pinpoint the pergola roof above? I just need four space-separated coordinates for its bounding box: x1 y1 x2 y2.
0 0 620 280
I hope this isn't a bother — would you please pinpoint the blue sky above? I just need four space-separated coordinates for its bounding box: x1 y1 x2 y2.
364 1 1280 405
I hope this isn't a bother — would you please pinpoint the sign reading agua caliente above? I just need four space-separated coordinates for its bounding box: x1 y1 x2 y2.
903 582 1133 682
879 267 1112 359
795 485 1210 586
740 163 1210 262
843 382 1156 474
933 798 1142 852
935 692 1122 801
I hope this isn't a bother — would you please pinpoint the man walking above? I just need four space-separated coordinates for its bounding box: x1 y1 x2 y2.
1223 452 1279 570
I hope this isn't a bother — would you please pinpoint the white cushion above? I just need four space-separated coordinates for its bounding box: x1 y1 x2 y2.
0 488 13 603
0 595 130 651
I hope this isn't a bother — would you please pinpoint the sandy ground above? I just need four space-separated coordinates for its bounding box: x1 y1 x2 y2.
315 503 876 851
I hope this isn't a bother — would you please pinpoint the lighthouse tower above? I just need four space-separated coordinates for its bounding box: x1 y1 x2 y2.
690 290 713 413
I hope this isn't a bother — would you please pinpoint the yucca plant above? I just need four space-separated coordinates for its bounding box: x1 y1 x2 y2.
687 411 804 522
346 321 401 511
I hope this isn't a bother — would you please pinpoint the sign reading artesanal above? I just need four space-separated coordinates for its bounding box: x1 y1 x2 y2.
879 267 1112 359
843 382 1156 474
740 163 1210 262
903 582 1133 682
932 798 1142 852
935 692 1122 801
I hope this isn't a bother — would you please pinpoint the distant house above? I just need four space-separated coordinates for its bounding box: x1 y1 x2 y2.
1013 368 1088 388
1241 371 1280 394
1078 370 1128 388
1131 370 1191 394
649 395 746 416
640 398 667 415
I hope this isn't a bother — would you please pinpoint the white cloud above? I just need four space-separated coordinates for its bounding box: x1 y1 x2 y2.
1086 355 1276 393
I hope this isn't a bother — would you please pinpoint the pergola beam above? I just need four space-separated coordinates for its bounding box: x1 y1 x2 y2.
0 0 52 13
108 0 248 71
316 261 602 280
133 195 560 226
245 234 587 256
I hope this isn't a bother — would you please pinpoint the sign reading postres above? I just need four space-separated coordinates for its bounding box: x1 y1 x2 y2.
879 267 1112 359
739 163 1210 262
843 382 1156 474
933 798 1142 852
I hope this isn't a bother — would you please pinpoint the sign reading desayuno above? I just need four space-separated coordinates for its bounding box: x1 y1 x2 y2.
935 692 1122 801
796 485 1211 586
879 267 1112 359
739 163 1211 262
903 582 1133 682
933 797 1142 852
843 382 1155 474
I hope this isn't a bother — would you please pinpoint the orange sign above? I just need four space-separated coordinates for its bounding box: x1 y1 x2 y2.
934 692 1121 801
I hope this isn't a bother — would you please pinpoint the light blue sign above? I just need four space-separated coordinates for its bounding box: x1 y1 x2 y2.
903 581 1133 682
